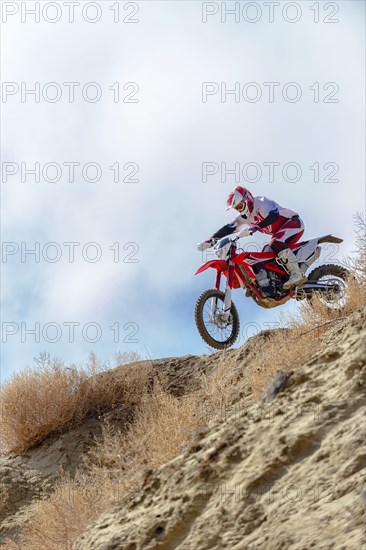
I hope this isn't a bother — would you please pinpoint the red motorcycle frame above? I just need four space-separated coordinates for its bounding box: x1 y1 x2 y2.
196 239 301 308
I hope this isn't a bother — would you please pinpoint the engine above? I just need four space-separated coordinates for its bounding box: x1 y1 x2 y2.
255 267 286 299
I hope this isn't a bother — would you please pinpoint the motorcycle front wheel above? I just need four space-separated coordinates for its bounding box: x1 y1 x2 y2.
194 289 240 350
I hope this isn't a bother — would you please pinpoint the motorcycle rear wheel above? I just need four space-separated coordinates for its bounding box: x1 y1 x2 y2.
195 289 240 350
306 263 350 309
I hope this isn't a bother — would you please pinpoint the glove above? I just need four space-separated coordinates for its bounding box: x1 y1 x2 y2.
197 239 215 251
237 225 258 238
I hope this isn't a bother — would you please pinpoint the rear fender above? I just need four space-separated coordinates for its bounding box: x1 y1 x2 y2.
294 235 342 264
317 235 343 244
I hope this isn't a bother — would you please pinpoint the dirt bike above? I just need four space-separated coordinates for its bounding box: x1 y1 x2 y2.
194 233 350 349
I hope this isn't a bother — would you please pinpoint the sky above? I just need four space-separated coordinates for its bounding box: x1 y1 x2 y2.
1 0 365 381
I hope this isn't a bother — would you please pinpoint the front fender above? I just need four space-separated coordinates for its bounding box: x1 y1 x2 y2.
195 259 227 275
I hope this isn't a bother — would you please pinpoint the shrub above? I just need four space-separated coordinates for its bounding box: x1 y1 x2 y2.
0 352 152 453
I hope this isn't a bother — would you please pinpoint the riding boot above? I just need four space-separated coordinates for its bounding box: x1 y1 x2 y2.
278 249 307 290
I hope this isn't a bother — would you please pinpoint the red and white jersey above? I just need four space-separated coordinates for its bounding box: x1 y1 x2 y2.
232 196 298 235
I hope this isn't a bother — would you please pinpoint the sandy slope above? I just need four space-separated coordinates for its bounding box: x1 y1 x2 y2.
1 309 365 548
74 308 366 550
0 353 223 543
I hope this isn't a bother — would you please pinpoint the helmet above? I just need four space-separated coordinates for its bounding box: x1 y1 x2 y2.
226 186 254 218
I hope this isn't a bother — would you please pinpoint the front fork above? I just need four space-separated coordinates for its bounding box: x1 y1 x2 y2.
222 284 232 321
213 259 233 322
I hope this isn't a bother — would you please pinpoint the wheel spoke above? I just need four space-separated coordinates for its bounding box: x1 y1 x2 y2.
202 296 233 342
317 275 347 309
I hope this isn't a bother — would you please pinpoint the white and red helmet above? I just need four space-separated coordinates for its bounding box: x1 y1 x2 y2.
226 186 254 218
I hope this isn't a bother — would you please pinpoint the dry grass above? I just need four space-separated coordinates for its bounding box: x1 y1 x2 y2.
0 352 153 453
346 212 366 288
1 472 116 550
197 350 246 423
118 382 202 468
86 379 205 490
0 357 89 453
1 381 205 550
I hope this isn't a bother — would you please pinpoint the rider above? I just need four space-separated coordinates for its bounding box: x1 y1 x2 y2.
197 186 306 290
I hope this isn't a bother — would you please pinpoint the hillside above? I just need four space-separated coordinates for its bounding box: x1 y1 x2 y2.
0 354 216 543
1 306 365 549
73 307 366 549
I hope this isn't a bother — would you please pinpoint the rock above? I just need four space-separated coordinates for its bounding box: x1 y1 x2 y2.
262 370 291 402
